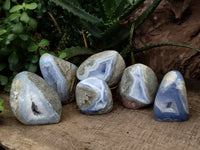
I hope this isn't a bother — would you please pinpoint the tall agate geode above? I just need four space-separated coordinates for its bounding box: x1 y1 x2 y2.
40 53 77 105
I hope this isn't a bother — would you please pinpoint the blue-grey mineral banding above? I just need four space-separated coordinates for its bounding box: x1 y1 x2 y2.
75 77 113 114
10 71 62 125
76 50 126 87
154 70 189 122
40 53 77 105
120 63 158 109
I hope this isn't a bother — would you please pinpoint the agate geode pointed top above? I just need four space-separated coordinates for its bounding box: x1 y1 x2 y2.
120 63 158 109
154 70 189 122
10 71 62 125
76 50 126 87
39 53 77 105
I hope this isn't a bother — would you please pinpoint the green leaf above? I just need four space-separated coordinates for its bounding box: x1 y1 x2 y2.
19 34 29 41
0 98 4 106
28 42 38 52
0 63 7 71
0 29 7 36
0 47 12 55
9 5 23 13
31 55 39 64
28 18 37 30
62 46 95 60
0 106 4 111
59 52 67 59
38 39 49 47
20 12 29 23
0 75 8 86
51 0 102 25
8 51 19 65
5 34 17 45
8 13 21 21
12 22 24 34
25 64 37 72
3 0 11 10
39 49 46 56
134 43 200 53
25 3 37 10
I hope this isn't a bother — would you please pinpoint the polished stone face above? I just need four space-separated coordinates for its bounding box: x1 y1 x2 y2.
10 71 62 125
120 63 158 109
39 53 77 105
154 70 189 122
76 77 113 114
76 50 126 87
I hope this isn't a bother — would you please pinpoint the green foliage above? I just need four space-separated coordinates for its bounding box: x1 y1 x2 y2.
0 98 4 112
0 0 50 91
50 0 147 50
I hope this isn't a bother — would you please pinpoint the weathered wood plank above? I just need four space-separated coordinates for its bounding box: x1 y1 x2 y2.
0 90 200 150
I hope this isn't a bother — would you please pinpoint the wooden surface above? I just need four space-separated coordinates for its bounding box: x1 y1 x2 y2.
0 88 200 150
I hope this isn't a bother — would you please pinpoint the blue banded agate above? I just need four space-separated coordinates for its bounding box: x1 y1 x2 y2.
39 53 77 105
120 64 158 109
77 50 125 87
9 71 62 125
75 77 113 114
154 70 189 122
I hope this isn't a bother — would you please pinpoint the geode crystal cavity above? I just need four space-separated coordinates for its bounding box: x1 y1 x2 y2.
40 53 77 105
76 77 113 114
154 70 189 122
76 50 125 87
10 71 62 125
120 63 158 109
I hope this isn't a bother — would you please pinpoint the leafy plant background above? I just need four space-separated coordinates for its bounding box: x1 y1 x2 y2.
0 0 199 93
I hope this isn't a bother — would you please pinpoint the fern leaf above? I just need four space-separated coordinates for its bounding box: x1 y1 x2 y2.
50 0 102 24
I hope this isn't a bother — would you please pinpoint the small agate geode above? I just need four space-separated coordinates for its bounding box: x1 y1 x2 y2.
76 50 125 87
119 63 158 109
75 77 113 114
10 71 62 125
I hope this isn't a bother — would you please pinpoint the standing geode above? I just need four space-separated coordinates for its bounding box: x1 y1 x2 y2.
10 71 62 125
76 77 113 114
119 63 158 109
154 70 189 122
40 53 77 105
76 50 126 87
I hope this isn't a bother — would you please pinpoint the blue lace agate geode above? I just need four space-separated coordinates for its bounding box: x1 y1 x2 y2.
10 71 62 125
120 64 158 109
75 77 113 114
40 53 77 105
154 70 189 122
76 50 125 87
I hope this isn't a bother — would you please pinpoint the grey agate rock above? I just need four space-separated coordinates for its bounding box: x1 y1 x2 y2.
120 63 158 109
76 77 113 114
10 71 62 125
40 53 77 105
76 50 126 87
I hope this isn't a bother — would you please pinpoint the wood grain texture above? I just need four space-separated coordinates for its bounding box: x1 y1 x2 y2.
134 0 200 80
0 88 200 150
